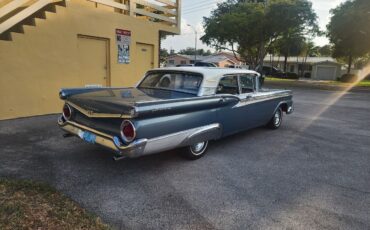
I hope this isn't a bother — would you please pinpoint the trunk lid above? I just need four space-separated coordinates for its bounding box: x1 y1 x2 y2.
66 87 197 117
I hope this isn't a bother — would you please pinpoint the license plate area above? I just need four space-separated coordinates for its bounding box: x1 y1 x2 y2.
78 130 97 144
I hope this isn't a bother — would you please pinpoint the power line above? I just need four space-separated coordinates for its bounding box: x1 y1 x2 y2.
182 5 219 15
182 0 220 10
182 0 210 7
180 32 205 36
167 32 205 36
182 0 220 12
182 1 223 14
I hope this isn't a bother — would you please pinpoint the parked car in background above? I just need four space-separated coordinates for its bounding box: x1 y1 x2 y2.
256 65 299 79
256 65 283 77
227 65 242 69
194 62 217 67
175 62 217 67
176 64 194 67
58 67 293 161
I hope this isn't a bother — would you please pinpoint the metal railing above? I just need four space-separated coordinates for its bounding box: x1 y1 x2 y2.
88 0 180 27
0 0 180 36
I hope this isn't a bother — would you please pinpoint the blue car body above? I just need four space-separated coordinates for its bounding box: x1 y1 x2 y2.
58 67 293 160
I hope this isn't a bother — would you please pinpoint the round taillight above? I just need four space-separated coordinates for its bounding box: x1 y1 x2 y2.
120 120 136 143
62 104 72 120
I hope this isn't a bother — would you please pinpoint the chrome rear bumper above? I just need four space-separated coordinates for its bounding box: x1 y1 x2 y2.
58 116 221 159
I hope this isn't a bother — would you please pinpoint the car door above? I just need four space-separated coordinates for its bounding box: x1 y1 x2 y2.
216 74 257 136
216 75 240 136
238 74 267 128
239 74 280 127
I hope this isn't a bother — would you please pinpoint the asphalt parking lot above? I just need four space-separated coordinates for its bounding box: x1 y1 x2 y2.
1 86 370 230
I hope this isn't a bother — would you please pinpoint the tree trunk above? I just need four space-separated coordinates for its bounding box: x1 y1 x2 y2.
283 55 288 73
258 41 265 72
347 54 353 74
270 53 273 75
303 52 308 78
296 56 299 75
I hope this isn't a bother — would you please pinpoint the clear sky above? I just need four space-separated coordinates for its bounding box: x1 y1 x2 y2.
162 0 347 52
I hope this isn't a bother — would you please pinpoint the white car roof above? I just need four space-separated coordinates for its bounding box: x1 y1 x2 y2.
148 67 260 96
152 66 258 83
153 67 258 76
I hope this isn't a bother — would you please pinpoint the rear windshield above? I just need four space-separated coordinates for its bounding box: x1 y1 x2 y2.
138 71 203 95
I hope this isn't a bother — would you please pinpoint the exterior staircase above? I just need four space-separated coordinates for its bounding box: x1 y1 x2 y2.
0 0 66 41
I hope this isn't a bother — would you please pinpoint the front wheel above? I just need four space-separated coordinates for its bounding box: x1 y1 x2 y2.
267 108 283 129
181 141 209 160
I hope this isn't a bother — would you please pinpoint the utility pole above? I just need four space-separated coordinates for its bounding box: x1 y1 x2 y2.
258 0 268 72
187 24 197 63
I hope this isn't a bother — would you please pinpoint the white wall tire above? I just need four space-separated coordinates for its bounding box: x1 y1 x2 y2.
181 141 209 160
267 108 283 129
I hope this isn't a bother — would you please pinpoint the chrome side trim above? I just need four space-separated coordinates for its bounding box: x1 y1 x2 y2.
143 123 221 156
188 123 220 139
235 92 292 108
59 119 221 159
66 101 134 119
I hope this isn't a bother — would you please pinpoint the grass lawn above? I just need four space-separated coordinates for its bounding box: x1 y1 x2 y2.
266 77 370 87
357 80 370 87
265 77 296 82
0 178 110 230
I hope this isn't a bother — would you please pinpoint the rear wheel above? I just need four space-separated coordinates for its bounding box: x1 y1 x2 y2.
267 108 283 129
181 141 209 160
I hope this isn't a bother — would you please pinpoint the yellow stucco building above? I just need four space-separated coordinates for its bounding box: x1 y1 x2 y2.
0 0 180 120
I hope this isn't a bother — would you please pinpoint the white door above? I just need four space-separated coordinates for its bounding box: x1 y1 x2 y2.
316 66 336 80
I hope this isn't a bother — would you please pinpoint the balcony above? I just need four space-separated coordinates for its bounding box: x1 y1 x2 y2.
88 0 181 33
0 0 180 40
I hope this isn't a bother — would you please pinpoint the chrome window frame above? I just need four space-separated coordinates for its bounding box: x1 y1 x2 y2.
137 70 204 96
216 74 241 95
238 73 258 94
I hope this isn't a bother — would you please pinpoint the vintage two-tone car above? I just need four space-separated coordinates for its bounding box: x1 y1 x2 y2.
58 67 293 160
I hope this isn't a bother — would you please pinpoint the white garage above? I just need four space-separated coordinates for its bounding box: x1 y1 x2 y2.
312 61 342 81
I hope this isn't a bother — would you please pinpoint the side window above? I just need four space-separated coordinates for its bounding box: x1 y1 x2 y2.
216 75 239 95
239 74 255 93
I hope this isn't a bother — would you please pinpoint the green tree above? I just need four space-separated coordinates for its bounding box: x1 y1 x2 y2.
204 50 213 56
318 45 333 57
178 47 209 56
299 40 319 77
274 32 306 72
327 0 370 73
201 0 319 68
159 48 169 64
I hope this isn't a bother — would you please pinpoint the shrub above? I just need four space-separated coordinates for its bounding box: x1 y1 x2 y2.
304 72 311 78
283 72 299 79
341 74 358 83
365 74 370 80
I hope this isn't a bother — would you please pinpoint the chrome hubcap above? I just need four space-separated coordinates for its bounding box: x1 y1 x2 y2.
191 142 206 155
274 112 281 126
